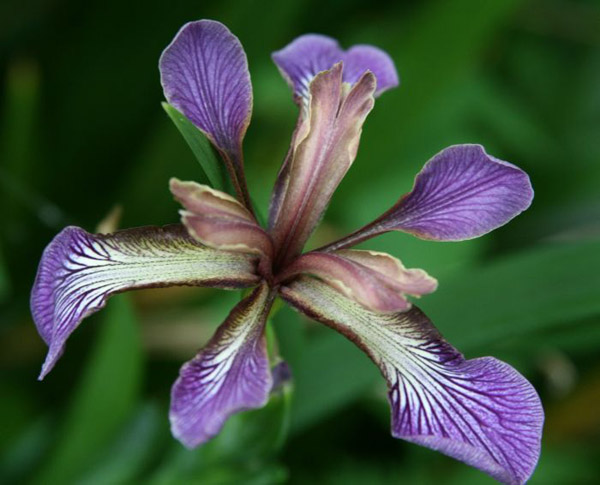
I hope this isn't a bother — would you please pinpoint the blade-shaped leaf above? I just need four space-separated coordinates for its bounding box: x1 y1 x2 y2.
420 239 600 349
76 403 162 485
162 102 225 190
34 294 142 484
0 243 9 304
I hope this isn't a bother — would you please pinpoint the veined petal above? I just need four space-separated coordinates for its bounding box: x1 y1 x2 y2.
31 225 259 379
160 20 253 206
321 145 534 251
170 283 275 448
171 178 273 258
344 45 399 95
272 34 398 103
277 250 436 312
271 65 376 266
281 277 543 485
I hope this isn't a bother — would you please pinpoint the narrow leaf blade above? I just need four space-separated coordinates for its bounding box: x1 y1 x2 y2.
34 294 143 484
162 102 225 190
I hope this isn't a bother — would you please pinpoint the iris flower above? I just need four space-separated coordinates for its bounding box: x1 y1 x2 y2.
31 20 543 484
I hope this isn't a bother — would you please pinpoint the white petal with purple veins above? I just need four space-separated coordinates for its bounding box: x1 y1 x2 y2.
31 225 259 379
170 283 275 447
281 277 543 485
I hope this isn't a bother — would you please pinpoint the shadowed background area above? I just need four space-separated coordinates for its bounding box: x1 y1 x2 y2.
1 0 599 483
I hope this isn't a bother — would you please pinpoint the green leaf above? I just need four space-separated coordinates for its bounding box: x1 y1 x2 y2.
162 102 225 190
289 329 379 433
421 240 600 350
77 403 163 485
0 243 9 304
34 294 143 484
0 417 53 484
149 381 292 484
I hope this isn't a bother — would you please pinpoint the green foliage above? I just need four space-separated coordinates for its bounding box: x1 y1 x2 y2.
148 384 292 484
423 240 600 349
0 244 9 303
162 102 225 190
33 295 143 484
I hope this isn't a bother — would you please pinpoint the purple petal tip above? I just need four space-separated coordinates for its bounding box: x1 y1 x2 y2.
272 33 398 101
383 144 534 241
159 20 252 158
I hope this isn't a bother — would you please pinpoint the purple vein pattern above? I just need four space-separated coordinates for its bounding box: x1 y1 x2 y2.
160 20 252 161
170 283 274 448
272 33 399 101
281 277 543 485
31 225 258 379
379 144 534 241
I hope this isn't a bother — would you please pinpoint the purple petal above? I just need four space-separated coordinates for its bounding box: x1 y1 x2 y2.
270 66 376 265
277 250 436 312
170 283 275 447
281 277 543 484
171 178 274 258
344 45 399 95
160 20 253 205
31 225 259 379
270 360 293 393
272 34 398 102
320 145 534 251
384 145 534 241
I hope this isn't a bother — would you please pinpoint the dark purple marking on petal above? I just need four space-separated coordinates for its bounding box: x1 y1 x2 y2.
272 34 398 103
160 20 253 206
31 225 259 379
280 277 543 485
319 145 534 251
270 360 293 393
170 283 275 448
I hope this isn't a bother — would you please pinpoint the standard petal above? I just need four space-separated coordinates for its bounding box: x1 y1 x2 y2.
160 20 253 206
320 145 534 251
171 178 273 258
170 283 275 448
31 225 259 379
277 250 436 312
344 45 399 95
272 34 398 102
280 277 543 485
270 66 376 266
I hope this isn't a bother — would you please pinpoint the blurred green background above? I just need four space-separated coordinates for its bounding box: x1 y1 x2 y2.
1 0 600 483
